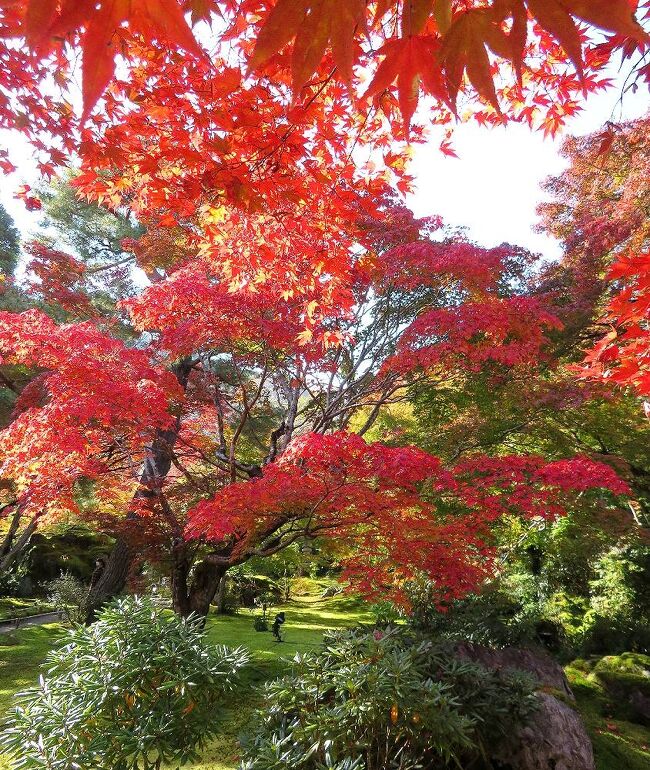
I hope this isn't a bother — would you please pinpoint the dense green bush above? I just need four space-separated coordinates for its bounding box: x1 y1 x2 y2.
407 578 562 652
241 626 538 770
410 536 650 658
580 543 650 654
0 595 249 770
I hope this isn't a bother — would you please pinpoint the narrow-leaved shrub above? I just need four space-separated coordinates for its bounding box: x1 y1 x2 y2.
241 626 538 770
1 595 249 770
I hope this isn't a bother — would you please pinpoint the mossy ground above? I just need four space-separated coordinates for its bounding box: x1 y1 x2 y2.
566 654 650 770
0 583 648 770
0 598 54 621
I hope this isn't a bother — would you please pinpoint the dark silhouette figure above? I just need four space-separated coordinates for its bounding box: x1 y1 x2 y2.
88 556 107 590
272 611 285 642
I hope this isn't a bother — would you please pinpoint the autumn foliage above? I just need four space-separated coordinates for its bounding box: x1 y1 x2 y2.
2 0 648 132
539 116 650 406
579 251 650 402
188 432 628 601
0 310 182 518
0 215 631 610
0 1 646 613
1 1 649 315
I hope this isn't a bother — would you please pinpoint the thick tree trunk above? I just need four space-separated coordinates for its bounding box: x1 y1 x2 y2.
0 512 37 578
85 360 192 623
170 539 192 617
84 538 132 623
213 572 227 613
188 560 227 620
170 543 228 621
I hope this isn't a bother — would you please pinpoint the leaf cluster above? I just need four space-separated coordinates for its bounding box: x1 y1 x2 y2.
0 595 249 770
241 625 538 770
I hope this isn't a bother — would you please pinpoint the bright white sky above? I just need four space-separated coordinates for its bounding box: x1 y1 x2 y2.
1 67 648 260
408 75 649 259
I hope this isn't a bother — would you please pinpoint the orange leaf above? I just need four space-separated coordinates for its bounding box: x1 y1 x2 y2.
527 0 584 78
366 35 447 130
373 0 393 26
137 0 207 62
440 9 502 112
401 0 434 37
248 0 308 74
433 0 452 34
563 0 649 42
52 0 207 119
329 0 367 84
81 3 124 121
292 0 334 91
297 328 313 345
24 0 59 47
249 0 365 89
183 0 221 25
507 0 528 85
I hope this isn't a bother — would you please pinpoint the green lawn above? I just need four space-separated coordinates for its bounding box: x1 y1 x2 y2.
1 589 648 770
195 591 375 770
0 586 374 770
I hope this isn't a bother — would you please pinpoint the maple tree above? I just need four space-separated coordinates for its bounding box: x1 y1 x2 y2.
0 202 630 617
2 0 648 135
580 251 650 403
536 115 650 405
539 115 650 263
385 119 650 528
0 2 646 618
0 1 649 339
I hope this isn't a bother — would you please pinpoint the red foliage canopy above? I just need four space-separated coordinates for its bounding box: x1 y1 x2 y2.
539 116 650 408
2 0 647 131
0 2 643 606
0 310 182 518
188 431 628 602
578 251 650 402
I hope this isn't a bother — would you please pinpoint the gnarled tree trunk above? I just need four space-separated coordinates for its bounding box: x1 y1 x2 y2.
0 505 37 580
170 543 227 621
188 560 227 618
85 360 192 623
213 571 227 614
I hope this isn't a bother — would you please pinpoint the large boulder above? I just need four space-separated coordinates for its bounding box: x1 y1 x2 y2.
454 642 574 698
494 691 595 770
454 642 595 770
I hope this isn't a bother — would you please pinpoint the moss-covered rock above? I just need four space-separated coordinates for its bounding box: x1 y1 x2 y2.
591 653 650 725
566 655 650 770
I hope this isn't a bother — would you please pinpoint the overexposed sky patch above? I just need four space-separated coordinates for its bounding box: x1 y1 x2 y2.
408 74 649 260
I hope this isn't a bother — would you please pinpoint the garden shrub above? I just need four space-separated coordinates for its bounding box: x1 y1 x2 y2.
409 552 650 659
241 626 538 770
0 595 249 770
46 571 88 623
579 543 650 655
